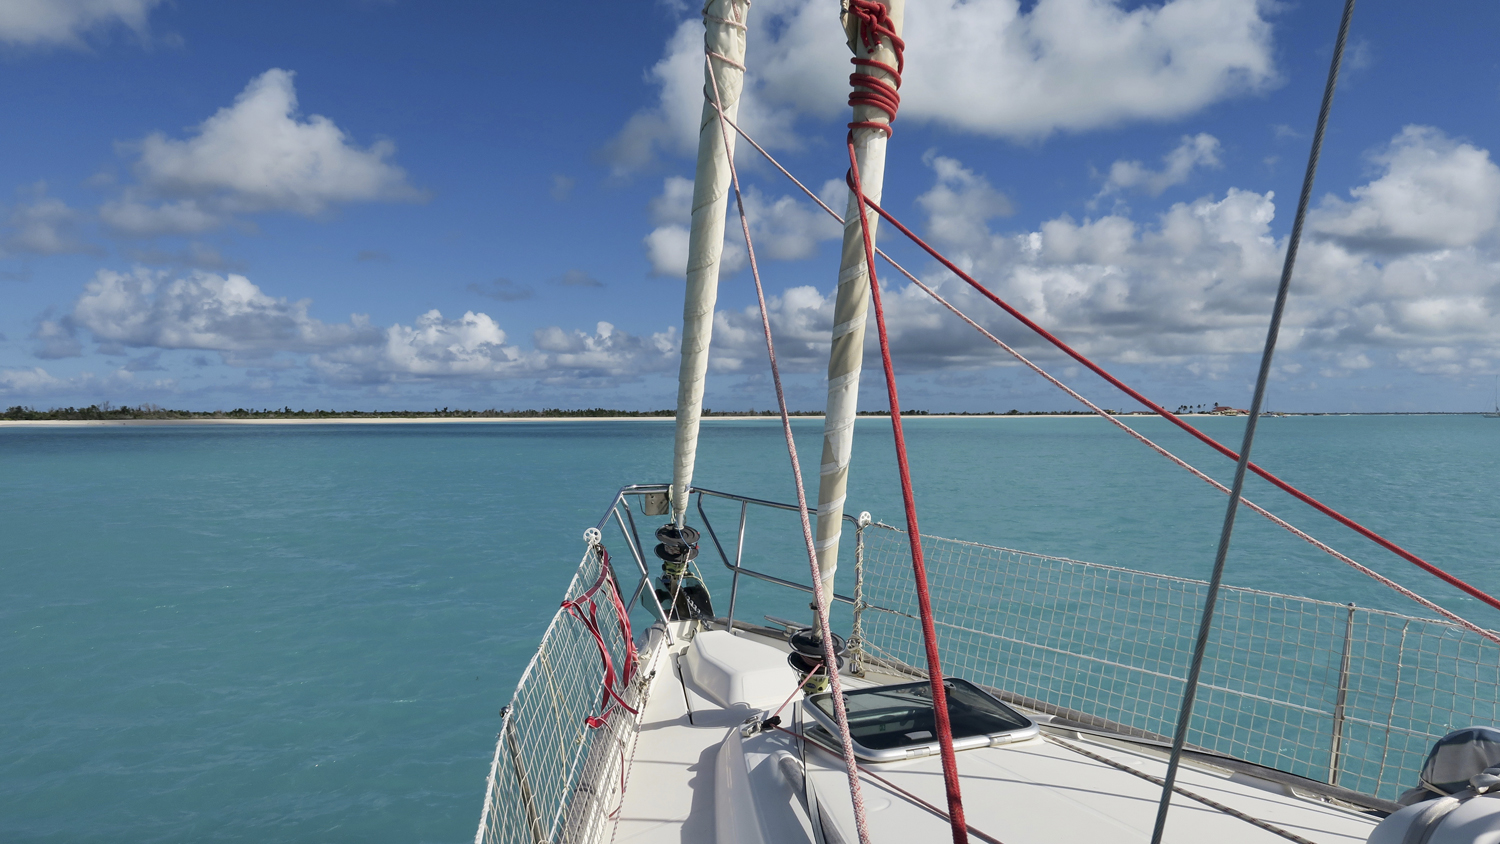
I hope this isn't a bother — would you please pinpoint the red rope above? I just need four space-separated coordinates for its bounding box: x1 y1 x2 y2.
845 0 904 137
848 137 969 844
694 107 1497 638
563 545 638 728
855 193 1500 616
843 6 966 840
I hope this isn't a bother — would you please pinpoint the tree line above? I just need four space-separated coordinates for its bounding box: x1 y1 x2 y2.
2 404 1125 421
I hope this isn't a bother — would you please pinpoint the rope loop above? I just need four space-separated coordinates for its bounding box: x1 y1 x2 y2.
845 0 904 137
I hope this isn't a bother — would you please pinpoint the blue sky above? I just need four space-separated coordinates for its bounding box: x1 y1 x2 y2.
1 0 1497 413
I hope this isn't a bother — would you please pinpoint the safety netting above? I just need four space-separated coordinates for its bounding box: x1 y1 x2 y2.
852 522 1500 800
476 544 649 844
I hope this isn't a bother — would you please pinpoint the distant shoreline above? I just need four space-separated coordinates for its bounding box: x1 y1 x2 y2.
0 414 1151 426
1 412 1488 427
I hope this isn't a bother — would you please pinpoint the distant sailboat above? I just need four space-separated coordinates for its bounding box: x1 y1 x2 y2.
1485 376 1500 417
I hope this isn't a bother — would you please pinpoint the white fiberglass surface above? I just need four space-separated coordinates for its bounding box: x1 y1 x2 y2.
604 625 1383 844
801 723 1379 844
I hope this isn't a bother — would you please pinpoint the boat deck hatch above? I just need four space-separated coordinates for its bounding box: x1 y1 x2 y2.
805 679 1039 762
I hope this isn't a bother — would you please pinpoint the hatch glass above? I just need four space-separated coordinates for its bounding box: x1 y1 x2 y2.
805 678 1037 761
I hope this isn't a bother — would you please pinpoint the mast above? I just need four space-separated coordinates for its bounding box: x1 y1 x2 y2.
813 0 905 617
669 0 753 526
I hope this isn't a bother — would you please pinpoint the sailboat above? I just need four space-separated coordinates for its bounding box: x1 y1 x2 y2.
476 2 1500 843
1484 377 1499 418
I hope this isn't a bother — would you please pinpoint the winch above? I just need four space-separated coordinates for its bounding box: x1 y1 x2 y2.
653 523 713 620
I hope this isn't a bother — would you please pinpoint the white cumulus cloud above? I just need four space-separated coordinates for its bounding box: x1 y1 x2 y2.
102 69 424 235
384 311 517 376
607 0 1276 172
0 366 63 393
532 321 679 378
0 0 161 47
3 182 97 256
311 310 527 384
602 17 800 175
644 176 697 277
917 154 1015 246
642 175 843 277
872 131 1500 375
53 268 681 387
0 366 176 398
645 224 694 278
71 267 379 352
1095 133 1223 201
1309 125 1500 254
703 127 1500 382
711 284 837 372
898 0 1274 139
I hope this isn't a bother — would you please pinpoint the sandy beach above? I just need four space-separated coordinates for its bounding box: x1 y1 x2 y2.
0 413 1211 426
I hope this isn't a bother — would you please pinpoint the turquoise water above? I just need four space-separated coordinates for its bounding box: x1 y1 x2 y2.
3 416 1498 842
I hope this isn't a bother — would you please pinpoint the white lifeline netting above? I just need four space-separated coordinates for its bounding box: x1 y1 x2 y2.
476 544 652 844
853 522 1500 800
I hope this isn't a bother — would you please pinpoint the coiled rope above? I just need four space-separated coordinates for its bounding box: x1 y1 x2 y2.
845 0 904 138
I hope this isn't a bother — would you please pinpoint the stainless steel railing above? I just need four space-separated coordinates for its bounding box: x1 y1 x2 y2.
482 482 1496 844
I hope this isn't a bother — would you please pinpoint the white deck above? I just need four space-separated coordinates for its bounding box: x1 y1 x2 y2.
805 722 1375 843
611 622 1380 844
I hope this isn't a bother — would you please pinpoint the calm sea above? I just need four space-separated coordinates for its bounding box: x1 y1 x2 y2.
4 416 1498 842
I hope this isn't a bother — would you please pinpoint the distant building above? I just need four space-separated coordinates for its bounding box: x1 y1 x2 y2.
1212 405 1249 415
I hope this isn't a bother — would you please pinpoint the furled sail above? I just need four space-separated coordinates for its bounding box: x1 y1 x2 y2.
669 0 753 526
813 0 906 614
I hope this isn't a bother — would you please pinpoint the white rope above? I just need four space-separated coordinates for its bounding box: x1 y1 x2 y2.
705 49 746 71
704 53 874 844
702 13 748 30
708 108 1500 645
